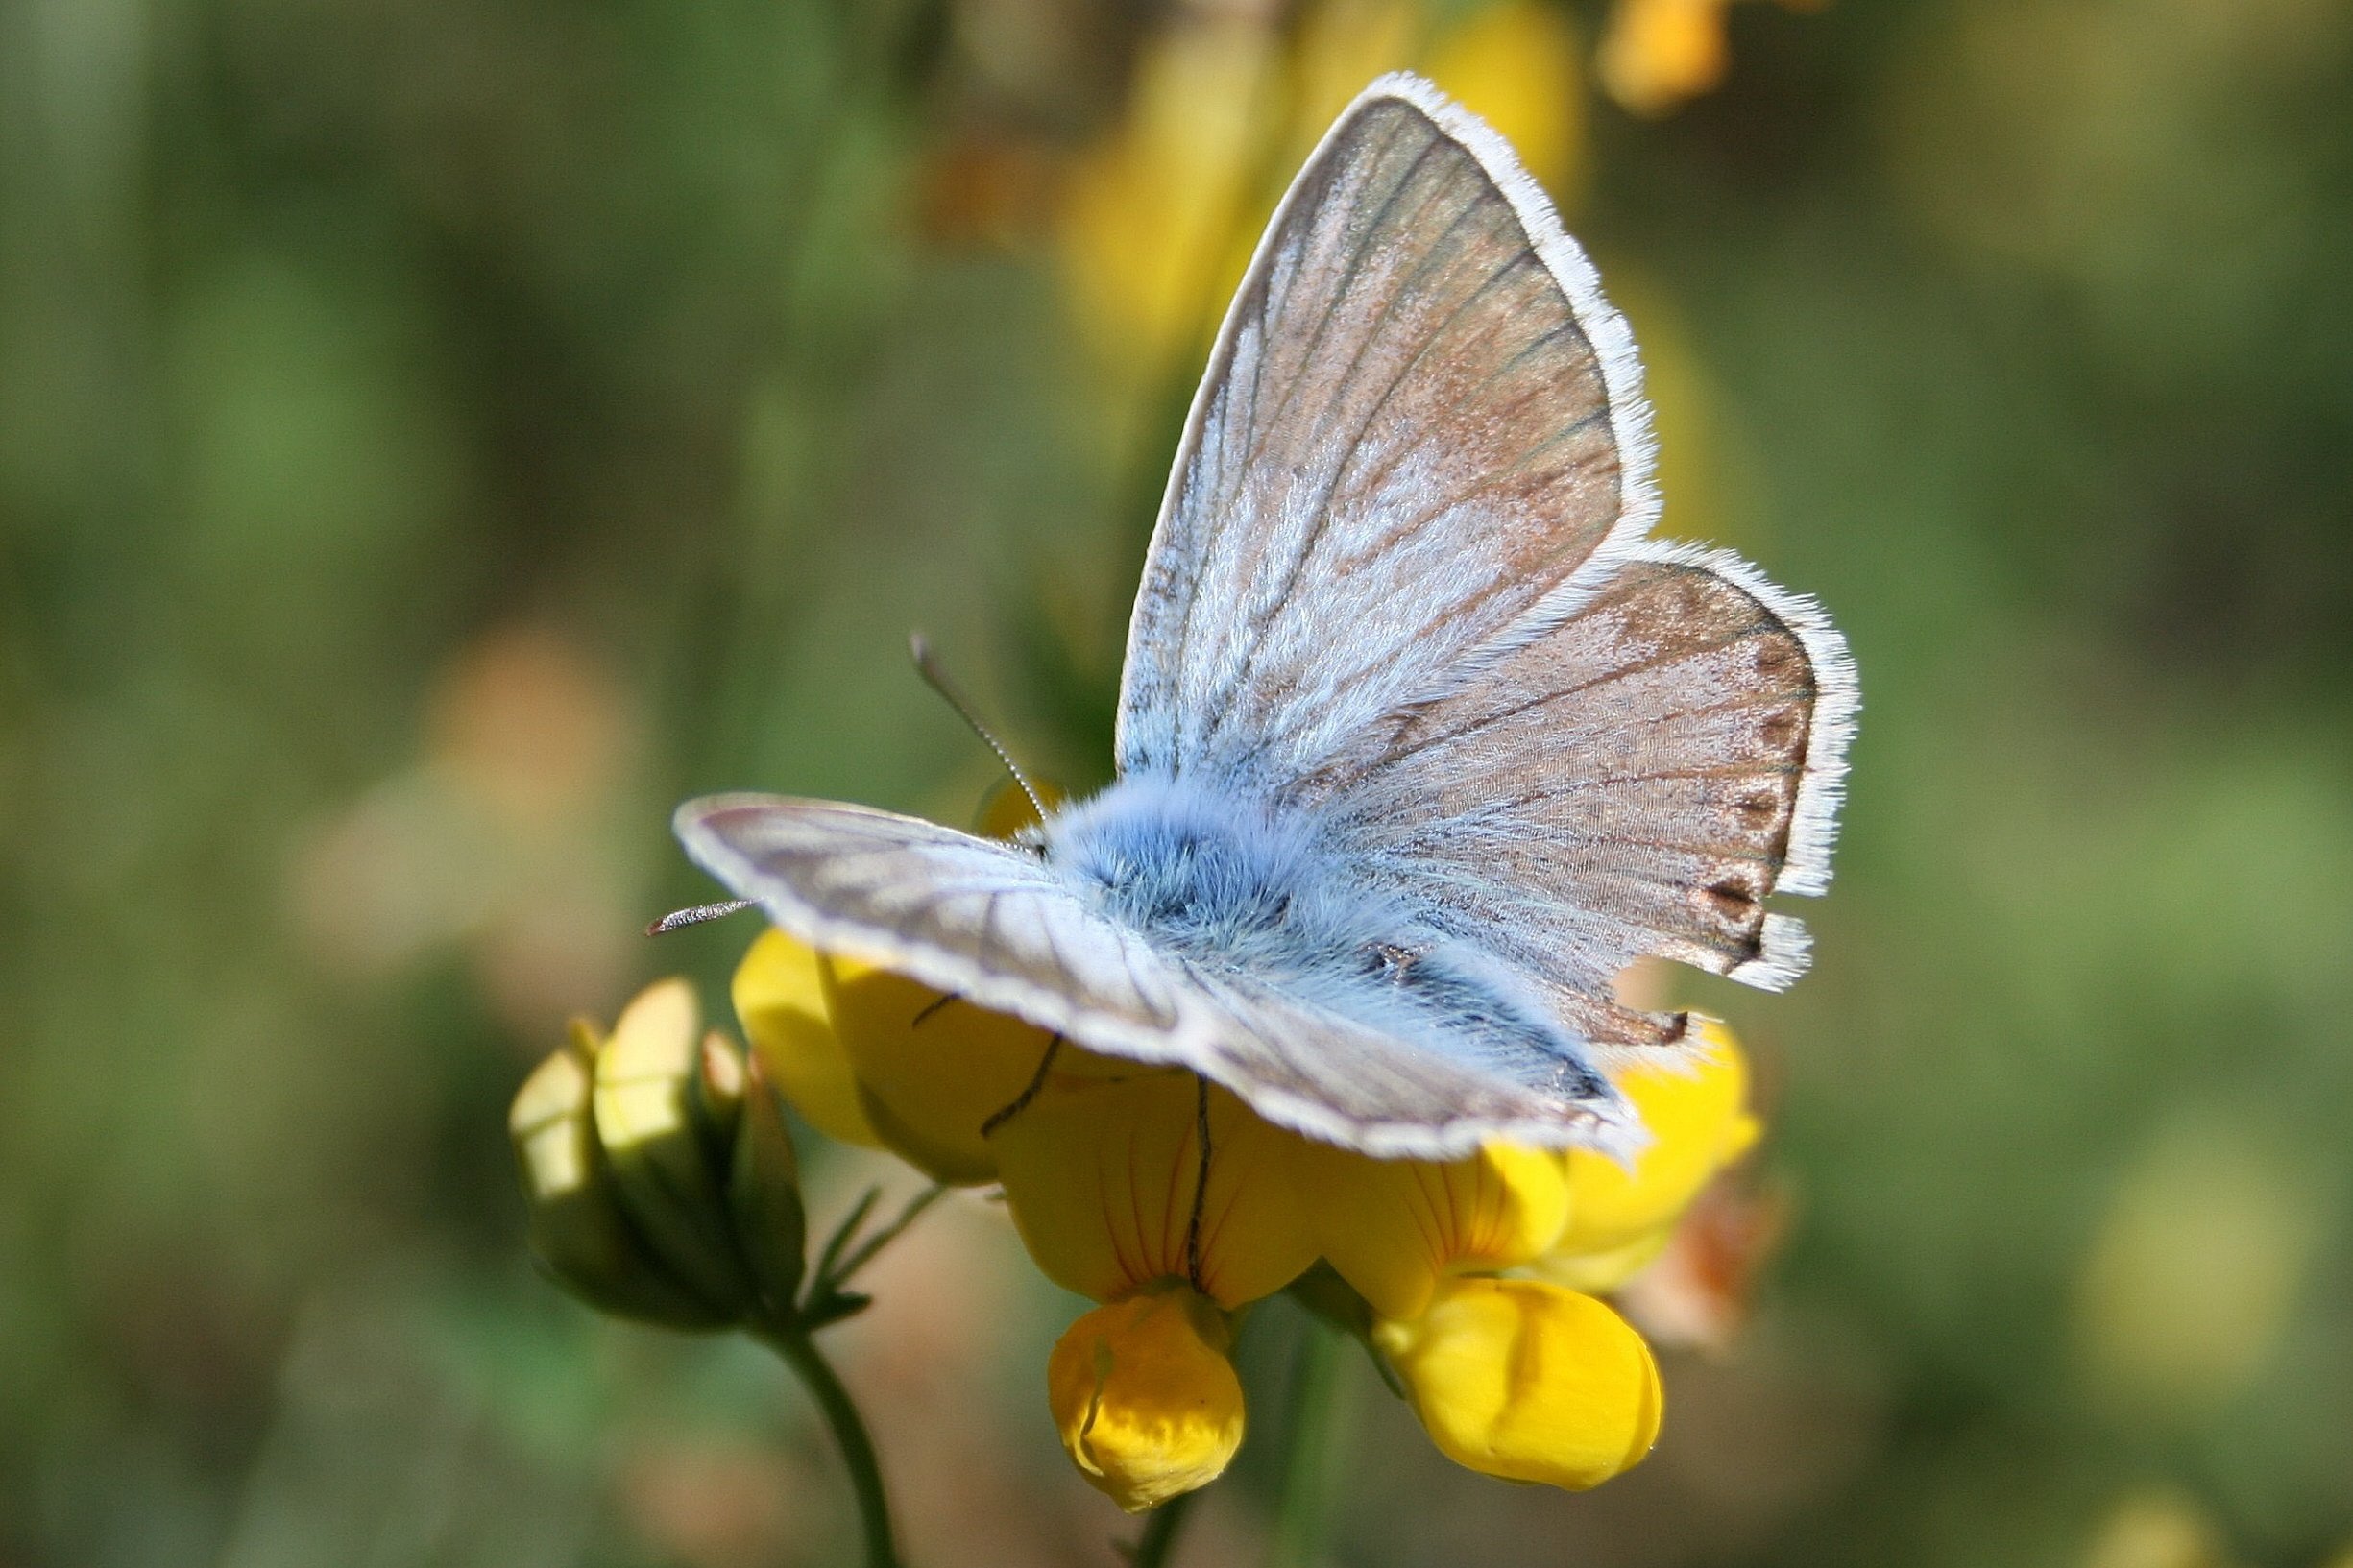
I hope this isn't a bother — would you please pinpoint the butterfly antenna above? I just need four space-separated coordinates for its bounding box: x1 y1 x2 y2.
645 899 754 936
910 632 1050 824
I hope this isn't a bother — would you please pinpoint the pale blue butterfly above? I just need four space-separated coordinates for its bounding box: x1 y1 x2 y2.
674 74 1856 1161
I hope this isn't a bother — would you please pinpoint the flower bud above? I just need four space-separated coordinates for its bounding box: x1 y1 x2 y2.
1372 1278 1662 1490
588 978 754 1315
1047 1289 1246 1512
508 1026 733 1327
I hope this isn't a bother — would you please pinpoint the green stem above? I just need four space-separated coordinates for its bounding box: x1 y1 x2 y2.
1130 1490 1196 1568
1265 1315 1350 1568
763 1328 906 1568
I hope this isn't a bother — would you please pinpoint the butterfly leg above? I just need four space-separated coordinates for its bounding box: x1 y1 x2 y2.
1183 1075 1211 1289
910 991 963 1028
980 1034 1064 1138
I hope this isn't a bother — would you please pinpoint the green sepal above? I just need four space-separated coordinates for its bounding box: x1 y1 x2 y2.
1284 1263 1409 1400
729 1049 809 1324
691 1029 746 1166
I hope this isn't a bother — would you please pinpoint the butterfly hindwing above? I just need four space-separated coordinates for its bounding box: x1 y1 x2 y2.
1311 543 1856 995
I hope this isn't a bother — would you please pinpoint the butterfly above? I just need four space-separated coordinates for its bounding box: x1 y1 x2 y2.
675 73 1855 1161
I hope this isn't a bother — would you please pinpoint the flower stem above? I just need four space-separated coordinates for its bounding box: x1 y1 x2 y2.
1266 1314 1351 1568
763 1327 906 1568
1130 1490 1196 1568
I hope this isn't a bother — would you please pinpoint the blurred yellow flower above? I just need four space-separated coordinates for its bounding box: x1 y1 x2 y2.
2074 1122 2318 1417
1374 1277 1662 1488
1055 17 1280 377
1056 0 1589 428
1423 0 1586 203
2080 1487 2241 1568
1047 1288 1248 1512
1598 0 1823 118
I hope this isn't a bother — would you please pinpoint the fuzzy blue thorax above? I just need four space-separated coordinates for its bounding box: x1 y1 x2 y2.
1040 777 1364 969
1038 776 1610 1099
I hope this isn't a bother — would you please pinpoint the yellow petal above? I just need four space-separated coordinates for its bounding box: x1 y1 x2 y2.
1553 1020 1758 1260
1296 1140 1570 1322
1047 1290 1246 1513
818 955 1060 1185
1374 1278 1662 1489
993 1058 1318 1308
731 929 883 1150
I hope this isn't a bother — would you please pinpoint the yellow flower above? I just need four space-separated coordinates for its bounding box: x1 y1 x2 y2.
1373 1278 1662 1489
1539 1019 1760 1292
1295 1139 1570 1321
1598 0 1731 117
990 1054 1319 1309
728 790 1064 1186
1057 0 1589 420
1055 17 1280 376
1047 1289 1248 1512
723 803 1773 1504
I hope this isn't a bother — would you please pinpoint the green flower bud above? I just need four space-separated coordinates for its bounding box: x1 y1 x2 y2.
589 978 755 1315
509 1025 734 1327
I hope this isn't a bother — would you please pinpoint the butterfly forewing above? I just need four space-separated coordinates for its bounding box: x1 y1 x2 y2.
1118 77 1656 789
678 796 1630 1158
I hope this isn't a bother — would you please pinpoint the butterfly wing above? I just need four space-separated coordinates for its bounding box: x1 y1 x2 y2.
1310 543 1856 1000
1121 73 1853 1024
677 795 1627 1157
1118 74 1658 787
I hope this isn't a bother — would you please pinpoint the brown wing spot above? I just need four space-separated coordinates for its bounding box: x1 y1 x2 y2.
1700 877 1759 922
1752 639 1797 679
1731 789 1784 830
1756 707 1807 758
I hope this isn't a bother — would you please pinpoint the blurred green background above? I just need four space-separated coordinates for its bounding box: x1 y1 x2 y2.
5 0 2351 1562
